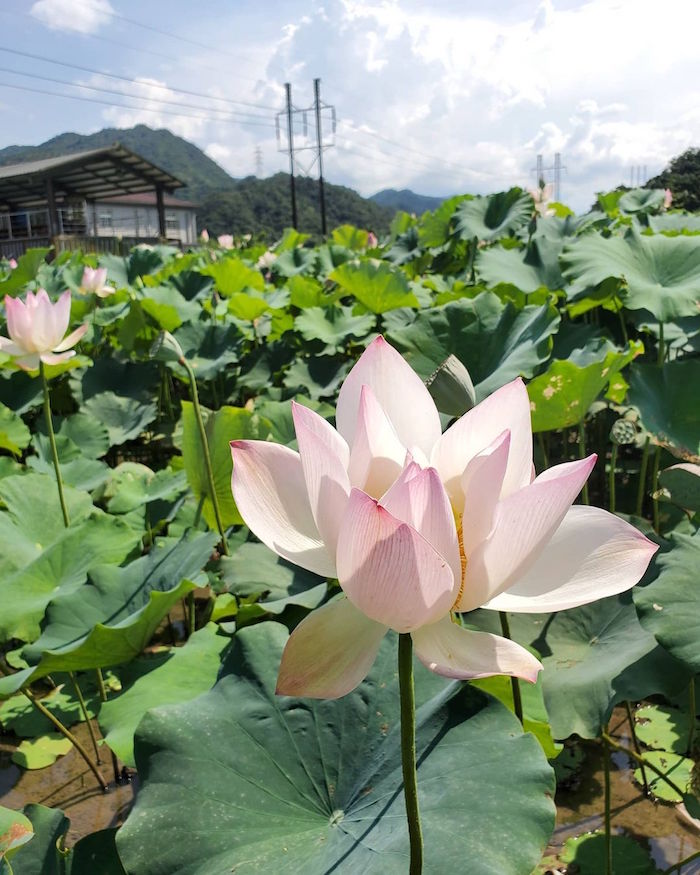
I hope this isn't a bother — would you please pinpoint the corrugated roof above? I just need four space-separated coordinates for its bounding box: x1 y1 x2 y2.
0 144 184 209
99 192 199 208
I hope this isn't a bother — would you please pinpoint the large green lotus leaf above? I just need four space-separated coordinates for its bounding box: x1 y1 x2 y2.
627 361 700 460
226 292 269 322
634 704 697 755
100 247 176 287
0 403 30 455
330 260 419 313
0 248 51 295
202 257 265 295
634 532 700 673
102 463 187 514
387 293 559 401
648 212 700 232
81 391 157 448
330 224 369 250
139 285 201 331
561 227 700 320
41 413 110 459
657 463 700 511
467 593 690 740
294 306 375 353
171 322 243 381
618 188 666 215
286 275 331 309
283 355 351 400
116 623 555 875
561 833 658 875
527 341 643 432
0 510 138 645
180 401 272 529
475 238 564 293
452 189 533 243
99 624 229 767
271 246 317 278
0 531 219 697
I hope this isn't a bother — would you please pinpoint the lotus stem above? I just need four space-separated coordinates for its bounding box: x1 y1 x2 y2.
398 633 423 875
536 432 549 469
624 701 648 794
662 850 700 874
499 611 524 725
601 732 686 797
652 444 661 533
657 321 665 365
187 591 196 637
614 296 628 345
69 671 101 764
95 668 122 786
180 356 229 555
578 422 589 505
635 435 651 517
688 681 696 755
39 361 70 528
609 443 618 514
603 733 612 875
22 687 107 791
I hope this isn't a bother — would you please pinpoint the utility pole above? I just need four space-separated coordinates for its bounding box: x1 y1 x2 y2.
313 78 327 237
554 153 562 201
284 82 298 230
536 153 544 187
254 145 263 177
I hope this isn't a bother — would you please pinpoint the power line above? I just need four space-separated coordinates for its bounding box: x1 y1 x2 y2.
0 80 276 129
0 45 279 113
0 66 273 126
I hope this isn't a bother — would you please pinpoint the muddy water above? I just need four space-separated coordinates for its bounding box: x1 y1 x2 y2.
548 708 699 872
0 720 137 847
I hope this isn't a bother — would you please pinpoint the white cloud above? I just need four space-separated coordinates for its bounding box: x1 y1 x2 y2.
30 0 114 34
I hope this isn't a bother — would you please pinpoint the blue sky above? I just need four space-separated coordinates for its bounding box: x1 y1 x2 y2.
0 0 699 211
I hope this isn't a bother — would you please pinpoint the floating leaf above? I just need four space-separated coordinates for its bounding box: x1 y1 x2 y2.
12 734 72 770
561 833 658 875
634 751 693 802
635 704 696 755
116 623 555 875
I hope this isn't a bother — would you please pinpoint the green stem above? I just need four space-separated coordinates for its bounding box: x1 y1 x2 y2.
398 633 423 875
603 734 613 875
69 671 101 764
187 591 196 638
663 850 700 874
578 422 589 505
614 296 629 345
499 611 524 724
181 357 229 555
658 322 665 365
40 361 70 528
96 669 122 785
688 681 696 755
635 435 651 517
652 444 661 534
609 443 618 514
22 688 106 791
624 701 648 794
601 732 686 797
536 432 549 469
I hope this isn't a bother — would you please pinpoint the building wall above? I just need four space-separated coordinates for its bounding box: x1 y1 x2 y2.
86 202 197 244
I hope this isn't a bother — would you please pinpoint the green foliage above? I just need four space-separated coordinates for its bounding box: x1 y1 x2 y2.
646 147 700 211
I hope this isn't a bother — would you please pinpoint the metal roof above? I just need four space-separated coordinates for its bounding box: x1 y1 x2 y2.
0 144 184 210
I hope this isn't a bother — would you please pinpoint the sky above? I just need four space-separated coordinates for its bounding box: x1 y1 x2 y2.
0 0 699 212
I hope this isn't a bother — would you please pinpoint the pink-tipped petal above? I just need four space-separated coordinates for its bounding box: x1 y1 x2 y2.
51 290 72 342
484 505 659 613
13 353 40 371
381 463 462 585
460 429 511 555
431 378 533 507
347 385 406 497
230 440 336 578
27 289 56 351
0 337 25 356
5 295 32 348
336 489 455 632
412 616 542 682
276 597 387 698
292 401 350 556
53 322 88 352
39 351 75 366
458 454 597 611
336 336 442 457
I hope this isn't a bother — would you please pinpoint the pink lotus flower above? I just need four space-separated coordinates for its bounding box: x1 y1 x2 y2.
8 258 17 270
80 266 113 298
0 289 88 371
529 183 556 217
230 338 657 699
217 234 234 249
664 188 673 210
367 231 378 248
200 228 210 242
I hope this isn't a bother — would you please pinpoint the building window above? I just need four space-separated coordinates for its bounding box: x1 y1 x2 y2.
165 212 179 232
98 210 113 230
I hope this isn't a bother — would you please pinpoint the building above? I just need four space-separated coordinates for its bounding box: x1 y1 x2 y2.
0 144 197 258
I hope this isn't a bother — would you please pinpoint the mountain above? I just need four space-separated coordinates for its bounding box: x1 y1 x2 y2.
198 173 393 239
370 188 446 214
0 125 236 202
0 125 395 238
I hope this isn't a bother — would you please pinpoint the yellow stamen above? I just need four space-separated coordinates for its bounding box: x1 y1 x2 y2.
453 517 467 610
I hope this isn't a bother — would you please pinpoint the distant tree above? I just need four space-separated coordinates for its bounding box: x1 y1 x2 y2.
646 148 700 211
